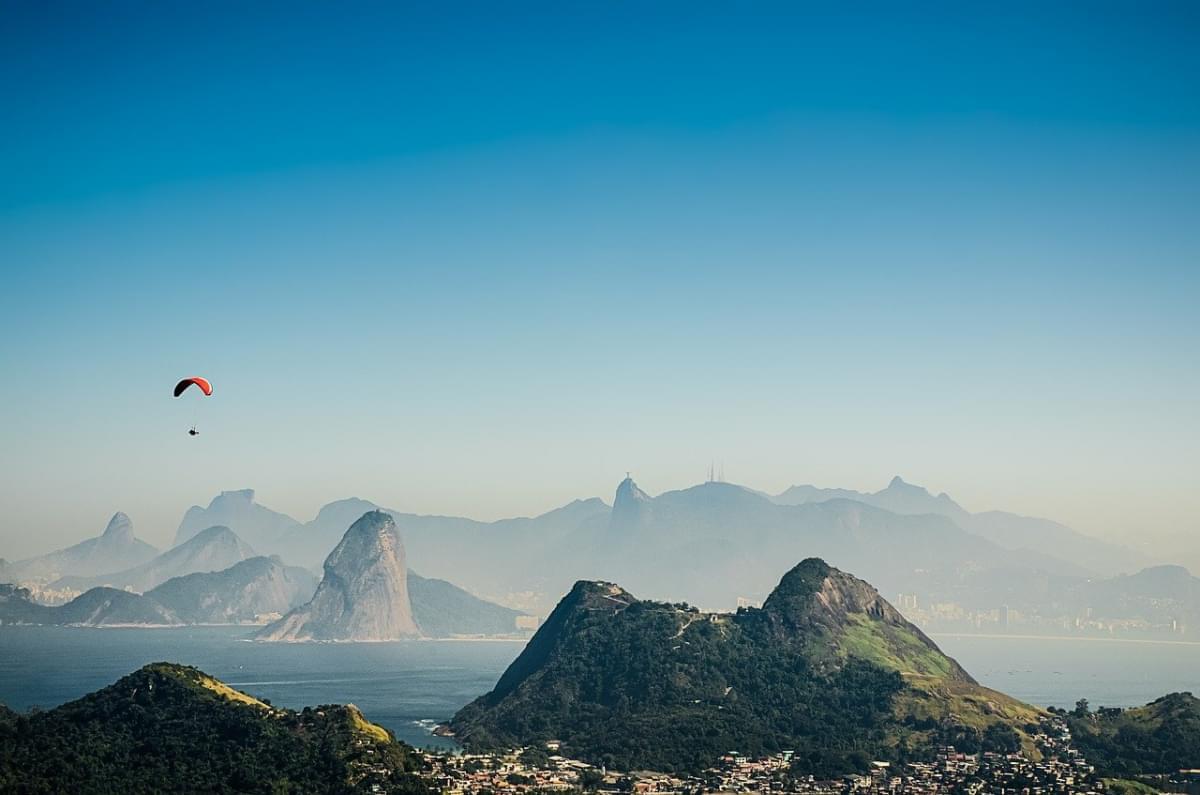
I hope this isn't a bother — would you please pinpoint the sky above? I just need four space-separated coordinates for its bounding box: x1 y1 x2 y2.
1 2 1198 558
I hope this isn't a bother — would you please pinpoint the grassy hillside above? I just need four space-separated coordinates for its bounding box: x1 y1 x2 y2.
452 559 1042 776
0 662 430 794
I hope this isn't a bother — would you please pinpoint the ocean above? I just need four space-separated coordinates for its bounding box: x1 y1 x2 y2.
1 626 1197 749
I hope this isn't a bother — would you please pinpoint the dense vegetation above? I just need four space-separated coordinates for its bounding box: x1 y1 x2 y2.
452 559 1034 776
1059 693 1200 776
0 663 431 794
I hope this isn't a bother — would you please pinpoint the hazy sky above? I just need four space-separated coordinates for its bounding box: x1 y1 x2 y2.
1 2 1198 557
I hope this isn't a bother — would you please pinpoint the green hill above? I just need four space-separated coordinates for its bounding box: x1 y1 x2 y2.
450 558 1040 775
1063 692 1200 776
0 662 430 794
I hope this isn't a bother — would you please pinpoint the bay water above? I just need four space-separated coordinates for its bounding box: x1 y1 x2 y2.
1 626 1197 749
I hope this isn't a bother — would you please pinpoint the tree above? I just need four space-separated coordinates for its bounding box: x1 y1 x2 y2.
579 769 605 790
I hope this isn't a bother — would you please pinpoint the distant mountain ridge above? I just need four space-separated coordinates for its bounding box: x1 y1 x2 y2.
407 571 526 637
450 558 1039 775
0 556 316 626
5 476 1163 623
772 476 1143 576
0 512 158 583
53 525 258 594
174 489 301 550
143 478 1156 617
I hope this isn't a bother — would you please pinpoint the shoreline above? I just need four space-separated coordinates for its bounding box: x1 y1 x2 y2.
931 632 1200 647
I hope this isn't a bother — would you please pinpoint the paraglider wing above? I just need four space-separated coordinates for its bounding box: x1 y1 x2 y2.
173 377 213 397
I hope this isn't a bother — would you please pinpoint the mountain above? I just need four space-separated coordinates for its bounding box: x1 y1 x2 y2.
0 662 430 793
0 556 317 627
144 476 1153 620
271 478 1096 615
256 511 420 641
0 583 177 626
450 558 1040 775
407 571 527 637
610 475 651 527
0 512 158 583
52 526 258 594
174 489 302 551
773 476 1143 576
145 556 318 623
1064 692 1200 776
281 497 385 566
1075 565 1200 634
279 495 611 595
584 478 1094 611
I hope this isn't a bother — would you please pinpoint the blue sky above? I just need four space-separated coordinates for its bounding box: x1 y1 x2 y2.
1 2 1198 555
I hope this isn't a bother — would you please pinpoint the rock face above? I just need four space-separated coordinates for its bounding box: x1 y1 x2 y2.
450 558 1037 775
609 475 651 529
256 511 419 641
1 512 159 583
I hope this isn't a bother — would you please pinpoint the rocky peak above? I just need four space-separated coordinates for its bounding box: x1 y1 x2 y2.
885 475 926 494
324 511 400 575
762 558 908 630
255 511 418 641
213 489 255 507
611 475 651 526
188 525 244 548
565 579 637 611
100 512 135 542
756 558 975 683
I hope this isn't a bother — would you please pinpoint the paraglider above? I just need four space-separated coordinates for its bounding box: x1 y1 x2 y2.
173 377 213 397
174 377 212 436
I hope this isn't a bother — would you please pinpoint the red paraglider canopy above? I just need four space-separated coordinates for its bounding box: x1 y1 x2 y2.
173 377 213 397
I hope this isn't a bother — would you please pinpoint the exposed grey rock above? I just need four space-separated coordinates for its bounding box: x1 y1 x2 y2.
256 511 419 641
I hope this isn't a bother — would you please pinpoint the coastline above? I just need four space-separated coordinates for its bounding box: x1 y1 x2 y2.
931 632 1200 647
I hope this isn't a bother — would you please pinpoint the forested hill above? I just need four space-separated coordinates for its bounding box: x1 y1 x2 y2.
1062 692 1200 776
0 663 431 794
451 558 1040 776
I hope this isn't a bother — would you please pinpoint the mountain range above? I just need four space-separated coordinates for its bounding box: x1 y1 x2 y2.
772 476 1143 576
256 511 528 641
0 555 316 626
0 512 158 584
174 488 301 550
2 475 1179 628
147 478 1135 616
53 524 258 594
450 558 1041 775
1 514 526 635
